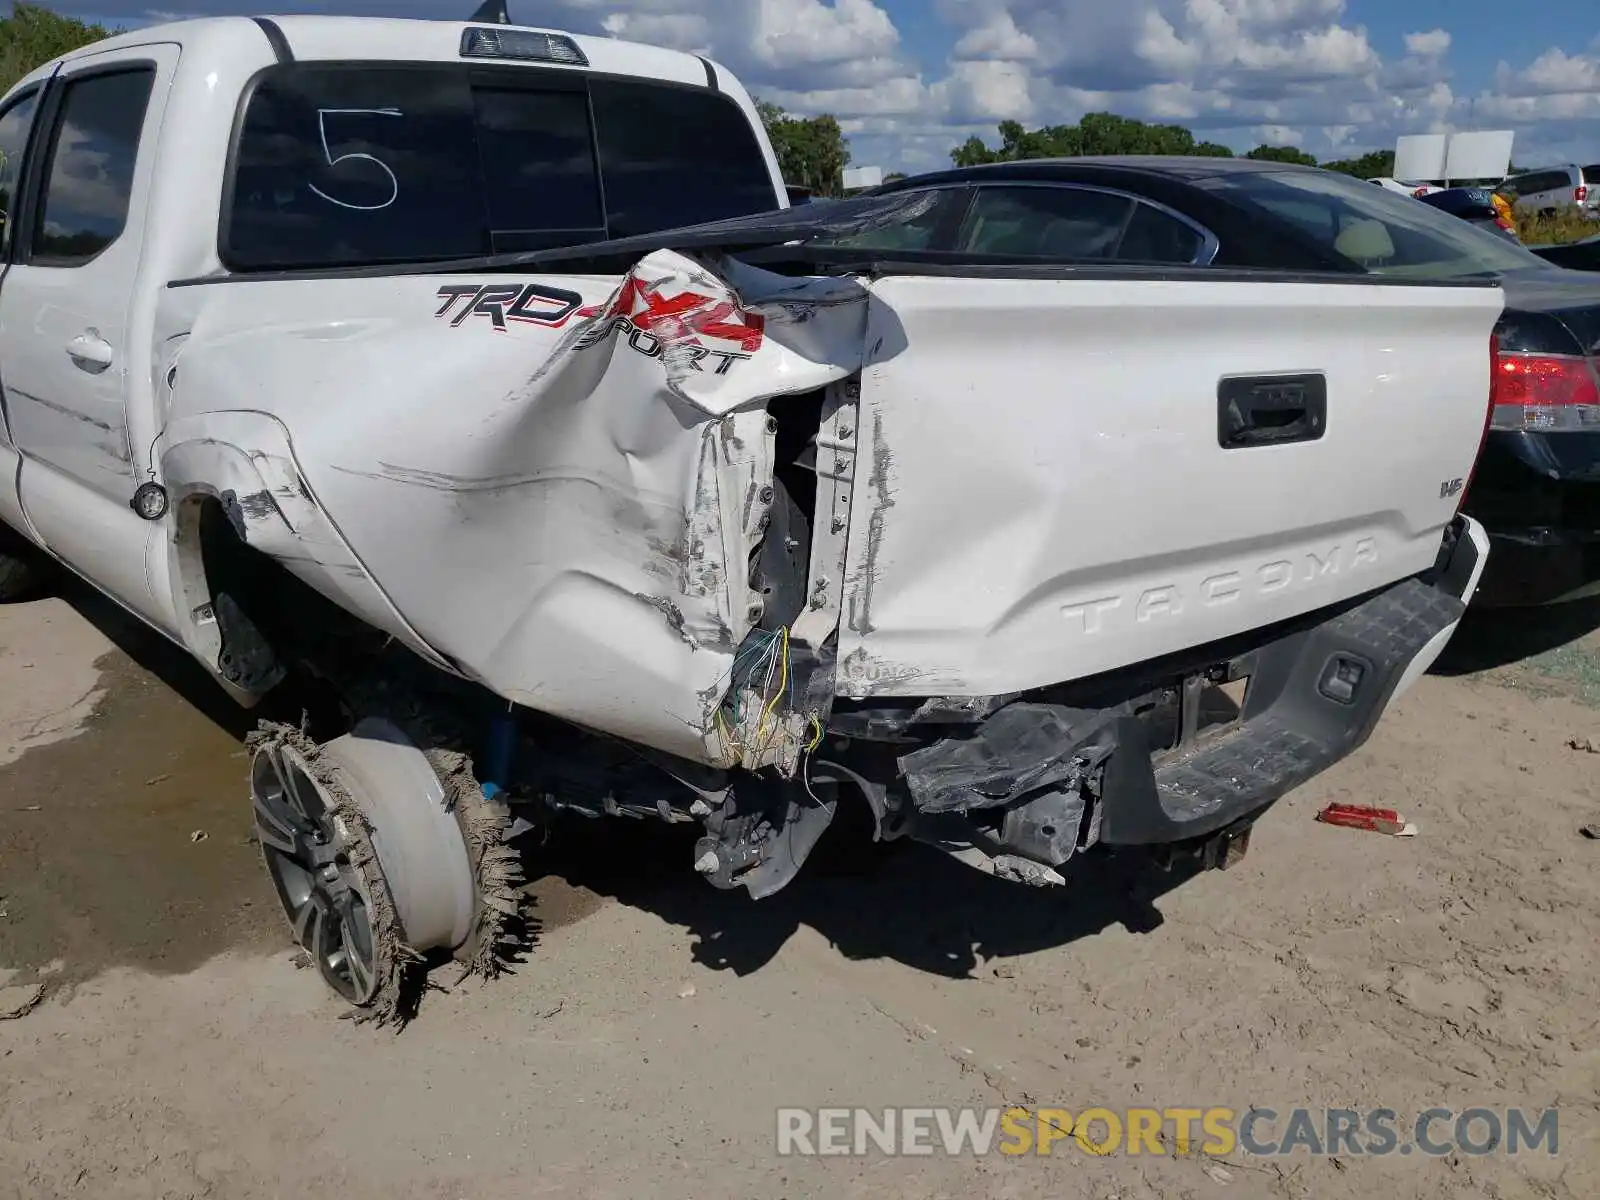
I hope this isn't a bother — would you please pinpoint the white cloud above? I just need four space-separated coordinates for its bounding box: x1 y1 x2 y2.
763 74 933 118
934 59 1038 122
747 0 900 69
1137 13 1204 75
1403 29 1451 59
1493 48 1600 98
1139 81 1209 120
530 0 1600 171
1467 43 1600 162
545 0 912 91
1042 0 1379 82
598 11 711 55
1253 123 1302 146
951 12 1039 62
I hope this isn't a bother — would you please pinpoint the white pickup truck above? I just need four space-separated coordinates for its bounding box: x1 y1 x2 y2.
0 13 1495 1019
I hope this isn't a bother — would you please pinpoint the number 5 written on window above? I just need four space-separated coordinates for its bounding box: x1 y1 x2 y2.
309 107 402 211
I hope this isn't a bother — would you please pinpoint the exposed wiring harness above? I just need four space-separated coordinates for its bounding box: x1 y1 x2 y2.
714 624 827 769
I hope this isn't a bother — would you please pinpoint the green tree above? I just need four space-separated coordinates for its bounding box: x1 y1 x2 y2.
1245 144 1318 166
1 3 112 94
951 113 1241 166
757 99 851 197
1076 112 1200 155
950 135 995 167
1319 149 1396 178
948 111 1434 181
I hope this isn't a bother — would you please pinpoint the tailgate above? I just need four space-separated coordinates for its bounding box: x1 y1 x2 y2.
834 273 1503 698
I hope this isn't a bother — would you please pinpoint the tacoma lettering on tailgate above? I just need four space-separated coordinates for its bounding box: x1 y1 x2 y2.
1061 539 1380 635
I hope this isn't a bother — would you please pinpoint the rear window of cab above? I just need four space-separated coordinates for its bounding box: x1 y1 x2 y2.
222 62 779 270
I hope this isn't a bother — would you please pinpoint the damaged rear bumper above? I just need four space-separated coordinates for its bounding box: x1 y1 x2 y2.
875 517 1488 873
1098 519 1485 845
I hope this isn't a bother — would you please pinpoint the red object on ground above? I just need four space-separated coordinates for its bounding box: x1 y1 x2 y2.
1315 803 1411 835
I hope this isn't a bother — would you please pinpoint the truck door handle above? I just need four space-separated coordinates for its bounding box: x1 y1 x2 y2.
66 332 114 371
1217 373 1327 449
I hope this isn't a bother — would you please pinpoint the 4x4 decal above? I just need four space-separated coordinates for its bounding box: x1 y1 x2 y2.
570 275 765 374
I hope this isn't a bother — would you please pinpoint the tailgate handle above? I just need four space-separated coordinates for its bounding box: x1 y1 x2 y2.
1217 373 1326 449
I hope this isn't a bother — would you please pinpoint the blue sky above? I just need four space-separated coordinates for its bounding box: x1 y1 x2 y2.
64 0 1600 173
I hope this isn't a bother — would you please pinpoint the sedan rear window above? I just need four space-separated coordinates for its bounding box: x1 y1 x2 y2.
224 63 777 270
959 187 1133 258
816 184 1212 264
821 188 965 251
1201 168 1549 279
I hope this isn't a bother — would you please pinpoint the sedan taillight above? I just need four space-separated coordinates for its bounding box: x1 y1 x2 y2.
1491 348 1600 431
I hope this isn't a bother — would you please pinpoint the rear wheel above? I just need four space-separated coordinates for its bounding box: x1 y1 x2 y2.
249 717 522 1023
0 525 51 602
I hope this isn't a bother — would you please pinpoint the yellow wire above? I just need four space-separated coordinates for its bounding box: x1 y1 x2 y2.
754 625 791 754
806 715 824 752
715 708 739 758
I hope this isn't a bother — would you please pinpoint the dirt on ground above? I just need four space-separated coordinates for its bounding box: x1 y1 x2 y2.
1 581 1598 1200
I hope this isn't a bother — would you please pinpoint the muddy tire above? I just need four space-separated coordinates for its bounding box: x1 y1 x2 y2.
0 527 50 602
427 748 526 980
335 672 529 983
249 714 528 1023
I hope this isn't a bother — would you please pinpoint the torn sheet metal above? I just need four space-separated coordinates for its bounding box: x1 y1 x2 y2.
164 251 869 765
897 703 1104 815
158 409 451 685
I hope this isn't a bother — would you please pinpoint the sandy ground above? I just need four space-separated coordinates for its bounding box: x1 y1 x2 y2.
2 581 1598 1200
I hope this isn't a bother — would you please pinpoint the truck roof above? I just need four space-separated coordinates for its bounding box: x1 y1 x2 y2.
43 14 721 92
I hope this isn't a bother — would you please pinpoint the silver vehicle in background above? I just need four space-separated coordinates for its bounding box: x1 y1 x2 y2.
1498 164 1600 220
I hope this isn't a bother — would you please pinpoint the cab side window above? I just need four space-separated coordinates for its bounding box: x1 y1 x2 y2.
30 68 156 265
0 88 40 259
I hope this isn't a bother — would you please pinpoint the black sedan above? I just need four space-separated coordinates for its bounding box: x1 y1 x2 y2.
1529 234 1600 273
1416 186 1521 242
741 158 1600 607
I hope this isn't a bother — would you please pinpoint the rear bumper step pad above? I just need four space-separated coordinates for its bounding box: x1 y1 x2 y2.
1100 576 1464 845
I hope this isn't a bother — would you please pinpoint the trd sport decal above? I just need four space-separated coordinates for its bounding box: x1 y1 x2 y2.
434 283 584 331
433 276 766 374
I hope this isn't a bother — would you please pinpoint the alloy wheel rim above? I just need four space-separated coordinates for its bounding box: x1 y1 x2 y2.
251 746 381 1005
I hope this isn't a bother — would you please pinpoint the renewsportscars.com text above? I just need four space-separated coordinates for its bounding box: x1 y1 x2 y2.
775 1106 1559 1158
